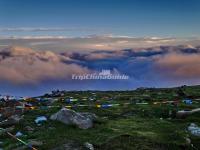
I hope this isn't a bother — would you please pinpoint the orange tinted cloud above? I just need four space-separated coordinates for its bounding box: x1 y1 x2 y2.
155 52 200 78
0 46 90 84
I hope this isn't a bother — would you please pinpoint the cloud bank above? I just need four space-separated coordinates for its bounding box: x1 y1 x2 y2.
0 46 90 84
1 45 200 82
155 52 200 79
1 35 199 52
1 44 200 96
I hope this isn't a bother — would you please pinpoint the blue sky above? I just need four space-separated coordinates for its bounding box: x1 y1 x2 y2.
1 0 200 37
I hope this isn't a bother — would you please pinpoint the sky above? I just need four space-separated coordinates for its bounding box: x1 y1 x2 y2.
0 0 200 37
0 0 200 96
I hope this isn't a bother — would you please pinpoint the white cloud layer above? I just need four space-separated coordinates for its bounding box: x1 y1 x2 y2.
1 35 199 52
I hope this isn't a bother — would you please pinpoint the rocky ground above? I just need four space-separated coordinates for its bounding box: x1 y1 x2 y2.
0 85 200 150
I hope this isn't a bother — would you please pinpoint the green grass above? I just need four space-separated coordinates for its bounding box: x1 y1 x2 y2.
2 107 199 150
1 86 200 150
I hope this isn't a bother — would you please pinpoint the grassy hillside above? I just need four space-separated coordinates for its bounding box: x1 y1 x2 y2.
1 85 200 150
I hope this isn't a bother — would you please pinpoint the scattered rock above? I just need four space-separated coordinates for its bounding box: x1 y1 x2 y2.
25 126 34 133
188 123 200 136
185 137 191 146
0 115 23 127
28 139 43 146
48 127 56 130
50 108 97 129
51 140 86 150
84 142 94 150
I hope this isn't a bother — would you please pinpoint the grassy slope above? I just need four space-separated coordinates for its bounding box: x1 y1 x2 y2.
1 85 200 150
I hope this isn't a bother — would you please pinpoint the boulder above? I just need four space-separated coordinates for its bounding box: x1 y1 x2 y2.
50 108 97 129
80 113 97 121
